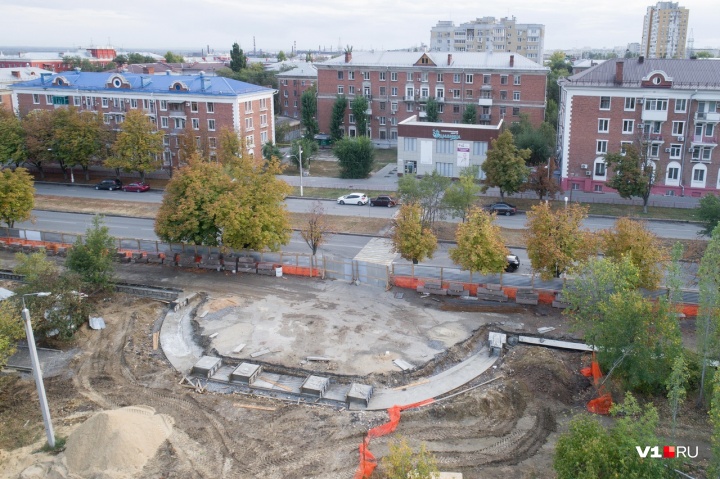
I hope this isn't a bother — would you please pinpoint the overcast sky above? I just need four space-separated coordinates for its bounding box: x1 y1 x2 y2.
2 0 717 55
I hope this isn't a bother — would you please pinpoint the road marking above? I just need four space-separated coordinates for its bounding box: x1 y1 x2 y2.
354 237 397 266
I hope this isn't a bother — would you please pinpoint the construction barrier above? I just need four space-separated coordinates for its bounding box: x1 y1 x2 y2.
354 399 435 479
581 354 613 415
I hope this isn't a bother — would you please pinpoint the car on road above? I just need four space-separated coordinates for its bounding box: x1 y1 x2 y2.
95 178 123 191
505 254 520 272
369 195 397 207
337 193 368 205
485 202 517 216
122 182 151 193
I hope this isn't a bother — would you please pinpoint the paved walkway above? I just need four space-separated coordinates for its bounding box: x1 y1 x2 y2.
159 299 204 374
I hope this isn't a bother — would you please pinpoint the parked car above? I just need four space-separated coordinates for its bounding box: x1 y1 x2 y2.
369 195 397 207
122 182 151 193
505 254 520 273
485 202 517 216
337 193 369 205
95 178 123 191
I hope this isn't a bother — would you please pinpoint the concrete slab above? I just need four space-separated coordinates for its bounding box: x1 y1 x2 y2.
160 304 204 375
519 335 595 351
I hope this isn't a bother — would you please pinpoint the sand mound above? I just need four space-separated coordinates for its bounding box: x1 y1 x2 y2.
64 405 174 479
203 296 240 313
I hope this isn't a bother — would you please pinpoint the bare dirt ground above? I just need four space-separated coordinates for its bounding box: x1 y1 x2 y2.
0 269 712 478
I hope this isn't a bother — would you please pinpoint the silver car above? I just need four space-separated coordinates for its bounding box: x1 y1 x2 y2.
337 193 368 205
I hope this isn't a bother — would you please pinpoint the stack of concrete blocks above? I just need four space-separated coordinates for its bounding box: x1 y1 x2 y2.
174 252 198 268
131 252 147 264
552 292 571 309
257 262 279 276
515 289 539 305
346 383 374 408
236 257 257 274
230 362 262 385
114 251 131 263
192 356 222 378
146 252 165 265
447 284 469 297
417 280 447 296
199 252 223 271
476 284 508 302
301 375 330 397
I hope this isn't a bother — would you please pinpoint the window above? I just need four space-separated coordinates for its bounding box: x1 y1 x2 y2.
513 91 520 101
245 101 253 113
644 98 668 111
437 73 444 82
403 138 416 151
391 87 398 97
483 74 491 84
499 106 507 116
163 136 170 146
594 184 603 192
406 87 415 99
161 117 168 128
513 75 521 85
650 144 660 157
622 119 634 133
192 118 200 130
706 123 715 137
245 117 253 131
337 71 344 80
32 94 39 104
620 141 632 155
675 99 687 112
380 102 386 111
473 141 488 156
173 118 185 129
338 85 344 94
260 131 268 144
208 119 216 131
102 97 109 108
453 73 461 83
407 72 414 81
363 71 370 81
500 91 507 100
512 107 520 116
391 101 398 112
465 74 473 83
209 137 217 149
670 144 681 159
391 130 398 140
379 72 386 81
73 96 81 106
594 160 606 177
379 117 386 125
206 102 214 113
128 98 136 109
190 102 198 113
692 165 706 187
112 98 119 107
379 87 386 96
624 97 635 111
596 140 608 154
435 162 454 177
666 163 680 181
435 139 454 154
346 71 354 80
500 75 508 85
391 72 398 81
45 95 52 105
599 96 610 110
452 89 461 99
672 121 684 136
572 183 580 190
406 103 414 112
349 114 355 124
245 134 255 148
465 89 472 98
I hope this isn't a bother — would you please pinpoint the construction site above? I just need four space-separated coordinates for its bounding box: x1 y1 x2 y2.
0 256 712 478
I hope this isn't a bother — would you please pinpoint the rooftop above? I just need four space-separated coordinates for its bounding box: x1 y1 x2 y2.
318 51 547 71
276 62 318 78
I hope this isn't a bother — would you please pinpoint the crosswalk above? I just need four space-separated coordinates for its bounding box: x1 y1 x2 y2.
354 237 398 266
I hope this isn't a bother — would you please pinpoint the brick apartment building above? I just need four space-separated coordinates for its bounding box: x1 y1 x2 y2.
557 57 720 197
0 47 117 72
316 50 547 148
276 63 317 118
11 71 276 168
0 67 52 112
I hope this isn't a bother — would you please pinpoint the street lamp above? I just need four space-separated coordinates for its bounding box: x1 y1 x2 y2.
285 146 304 197
21 292 55 448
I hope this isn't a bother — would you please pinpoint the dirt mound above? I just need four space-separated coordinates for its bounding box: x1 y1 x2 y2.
426 385 526 423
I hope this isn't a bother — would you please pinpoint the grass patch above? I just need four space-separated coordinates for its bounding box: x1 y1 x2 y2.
290 214 391 236
39 436 67 453
35 195 159 219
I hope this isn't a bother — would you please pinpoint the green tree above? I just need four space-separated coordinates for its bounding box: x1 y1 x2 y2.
710 369 720 477
525 202 595 280
554 393 672 479
21 109 54 180
230 43 247 72
0 167 34 228
334 136 374 179
65 215 116 290
510 115 556 166
666 354 688 441
605 144 655 213
697 224 720 405
276 50 287 62
397 171 450 228
545 98 559 128
350 95 369 137
449 207 508 274
112 54 128 65
522 158 562 200
462 104 477 124
107 109 164 182
696 51 714 59
443 166 480 222
0 109 26 167
698 193 720 236
126 53 156 64
52 108 108 181
381 436 439 479
481 130 530 198
262 141 281 161
424 97 439 122
300 85 319 140
289 138 315 170
546 51 572 107
392 203 437 264
164 51 184 63
300 201 331 256
329 95 346 142
13 250 58 290
0 300 24 369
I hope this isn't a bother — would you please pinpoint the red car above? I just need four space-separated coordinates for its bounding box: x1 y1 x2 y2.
122 182 151 193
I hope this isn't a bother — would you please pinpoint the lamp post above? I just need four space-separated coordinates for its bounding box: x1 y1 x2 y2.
21 292 55 448
285 146 304 197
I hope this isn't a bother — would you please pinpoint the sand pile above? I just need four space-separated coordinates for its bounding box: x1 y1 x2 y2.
63 405 174 478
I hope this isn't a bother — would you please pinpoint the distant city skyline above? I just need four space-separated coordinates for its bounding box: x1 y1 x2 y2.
3 0 718 55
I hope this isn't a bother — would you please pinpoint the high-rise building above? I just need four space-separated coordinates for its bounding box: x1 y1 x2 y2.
641 2 689 59
430 17 544 64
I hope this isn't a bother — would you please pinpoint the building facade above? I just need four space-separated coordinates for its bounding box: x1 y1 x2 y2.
557 57 720 197
316 51 547 148
430 17 544 64
0 47 117 72
641 2 689 59
276 63 317 118
0 67 52 112
398 115 502 177
11 71 276 168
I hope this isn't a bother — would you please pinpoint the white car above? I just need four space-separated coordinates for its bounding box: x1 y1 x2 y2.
337 193 369 205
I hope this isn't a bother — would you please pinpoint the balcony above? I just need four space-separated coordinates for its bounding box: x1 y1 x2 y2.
691 135 718 146
403 95 415 102
641 109 668 122
478 98 493 107
437 97 445 103
479 114 492 121
417 95 430 103
365 107 372 116
364 94 373 101
168 110 186 118
695 111 720 122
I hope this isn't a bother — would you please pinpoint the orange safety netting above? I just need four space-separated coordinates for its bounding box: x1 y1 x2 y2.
581 353 613 415
354 399 435 479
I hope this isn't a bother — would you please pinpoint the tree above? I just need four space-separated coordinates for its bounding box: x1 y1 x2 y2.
605 144 655 213
599 217 668 290
262 141 281 161
300 201 331 255
329 95 346 142
65 215 116 290
546 51 572 108
554 393 672 479
545 99 559 129
21 109 54 180
424 97 439 122
380 436 439 479
0 167 34 228
695 51 714 59
710 369 720 477
697 224 720 405
462 104 477 124
350 95 369 137
392 203 437 264
0 300 24 369
276 51 287 62
52 108 108 181
666 354 688 441
481 130 530 198
443 166 480 222
107 109 164 182
164 51 184 63
289 138 315 170
397 171 450 228
334 137 374 179
698 193 720 236
216 127 243 166
126 53 156 64
510 116 556 166
0 109 26 167
300 85 319 140
449 207 508 274
229 43 247 72
525 202 595 280
522 158 562 200
13 250 59 290
112 54 129 65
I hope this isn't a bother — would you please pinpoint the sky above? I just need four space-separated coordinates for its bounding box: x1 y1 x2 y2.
2 0 718 55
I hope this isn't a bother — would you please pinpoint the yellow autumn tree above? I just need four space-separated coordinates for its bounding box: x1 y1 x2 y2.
107 109 164 182
391 202 437 264
450 207 509 274
0 167 35 228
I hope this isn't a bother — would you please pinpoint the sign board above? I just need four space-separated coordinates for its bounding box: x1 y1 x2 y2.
420 140 433 164
456 142 470 167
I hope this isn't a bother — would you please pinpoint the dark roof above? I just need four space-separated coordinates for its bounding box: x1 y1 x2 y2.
564 58 720 90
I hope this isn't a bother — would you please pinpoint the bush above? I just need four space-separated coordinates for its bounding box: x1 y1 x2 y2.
334 137 374 178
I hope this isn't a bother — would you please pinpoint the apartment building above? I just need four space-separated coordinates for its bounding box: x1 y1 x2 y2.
557 57 720 197
11 71 276 168
0 47 117 72
430 17 544 64
276 63 317 118
641 2 690 59
0 67 52 112
316 50 548 148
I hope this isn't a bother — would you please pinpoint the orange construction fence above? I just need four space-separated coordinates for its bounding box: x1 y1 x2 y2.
580 354 613 415
354 399 435 479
